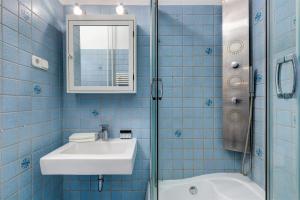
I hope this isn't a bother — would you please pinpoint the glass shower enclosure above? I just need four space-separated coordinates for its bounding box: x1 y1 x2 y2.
150 0 300 199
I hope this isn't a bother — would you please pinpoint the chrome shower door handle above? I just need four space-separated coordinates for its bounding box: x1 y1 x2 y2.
151 78 163 100
151 78 157 100
275 57 283 98
275 53 297 99
157 78 163 100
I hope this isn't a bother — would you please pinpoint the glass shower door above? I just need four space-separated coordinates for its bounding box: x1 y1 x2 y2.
268 0 300 199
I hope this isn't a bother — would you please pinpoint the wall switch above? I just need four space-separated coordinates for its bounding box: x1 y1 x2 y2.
32 55 48 70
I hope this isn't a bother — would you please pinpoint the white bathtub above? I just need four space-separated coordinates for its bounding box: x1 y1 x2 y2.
159 173 265 200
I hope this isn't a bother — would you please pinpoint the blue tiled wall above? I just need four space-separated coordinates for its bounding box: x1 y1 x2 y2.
269 0 299 199
157 5 241 180
62 5 150 200
251 0 266 189
0 0 64 200
0 1 269 199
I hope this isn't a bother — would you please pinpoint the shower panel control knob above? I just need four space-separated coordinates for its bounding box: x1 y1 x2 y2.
231 61 240 69
231 97 239 104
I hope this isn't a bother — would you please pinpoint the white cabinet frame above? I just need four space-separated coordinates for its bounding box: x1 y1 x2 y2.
66 15 137 93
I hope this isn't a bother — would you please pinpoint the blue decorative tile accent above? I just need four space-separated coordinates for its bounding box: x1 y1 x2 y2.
91 109 99 117
255 73 263 83
174 129 182 138
255 148 263 158
254 10 263 24
21 157 31 169
205 47 213 55
33 85 42 94
292 17 296 28
205 99 213 107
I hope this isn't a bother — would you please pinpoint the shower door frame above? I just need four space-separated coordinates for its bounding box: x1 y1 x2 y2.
150 0 159 200
266 0 270 199
266 0 300 199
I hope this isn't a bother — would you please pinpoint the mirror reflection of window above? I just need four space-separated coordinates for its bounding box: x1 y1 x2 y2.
73 25 130 87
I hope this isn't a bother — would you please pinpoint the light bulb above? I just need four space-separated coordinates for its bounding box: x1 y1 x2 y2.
73 3 83 15
116 3 125 15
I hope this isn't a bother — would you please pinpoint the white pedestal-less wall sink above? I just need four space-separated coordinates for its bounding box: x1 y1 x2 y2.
40 138 137 175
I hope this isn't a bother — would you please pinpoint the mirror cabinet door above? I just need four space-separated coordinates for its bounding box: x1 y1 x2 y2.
67 17 136 93
73 25 130 87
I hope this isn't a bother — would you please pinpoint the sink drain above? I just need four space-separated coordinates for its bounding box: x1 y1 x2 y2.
189 186 198 195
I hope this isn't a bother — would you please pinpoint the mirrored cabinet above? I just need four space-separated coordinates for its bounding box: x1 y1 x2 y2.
67 15 136 93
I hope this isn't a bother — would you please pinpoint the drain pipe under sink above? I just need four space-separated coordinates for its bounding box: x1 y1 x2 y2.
98 175 104 192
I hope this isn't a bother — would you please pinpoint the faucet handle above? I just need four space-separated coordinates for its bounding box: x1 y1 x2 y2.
99 124 110 141
100 124 109 131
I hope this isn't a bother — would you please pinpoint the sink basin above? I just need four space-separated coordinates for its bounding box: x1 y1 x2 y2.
40 138 137 175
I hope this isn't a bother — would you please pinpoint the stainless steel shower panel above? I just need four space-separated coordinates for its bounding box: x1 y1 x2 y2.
222 0 250 152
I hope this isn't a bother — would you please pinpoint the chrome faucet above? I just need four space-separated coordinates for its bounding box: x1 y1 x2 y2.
99 124 109 141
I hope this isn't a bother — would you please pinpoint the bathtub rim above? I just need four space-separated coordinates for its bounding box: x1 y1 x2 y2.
158 173 265 199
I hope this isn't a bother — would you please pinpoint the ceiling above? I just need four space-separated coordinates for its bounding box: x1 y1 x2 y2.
59 0 222 5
